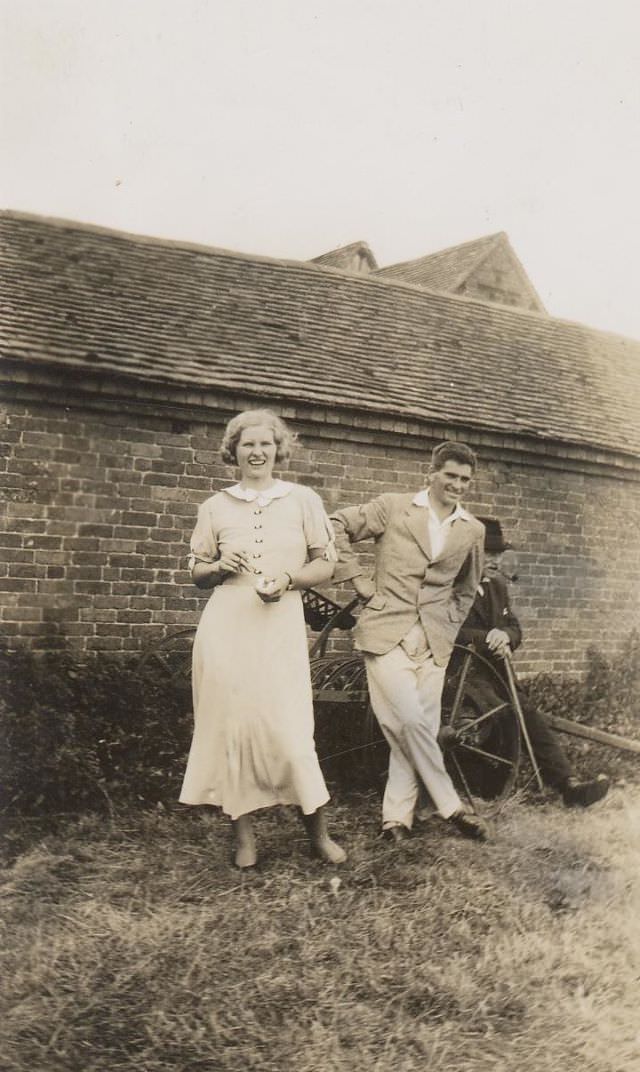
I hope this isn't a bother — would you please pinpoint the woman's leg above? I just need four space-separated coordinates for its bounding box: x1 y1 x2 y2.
299 805 347 864
232 813 257 869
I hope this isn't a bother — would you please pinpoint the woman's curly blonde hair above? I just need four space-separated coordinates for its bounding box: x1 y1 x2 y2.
220 409 298 466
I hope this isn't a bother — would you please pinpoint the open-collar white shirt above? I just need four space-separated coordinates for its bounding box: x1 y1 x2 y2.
412 489 470 560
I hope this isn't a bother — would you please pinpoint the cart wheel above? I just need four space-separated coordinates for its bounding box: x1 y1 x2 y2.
311 653 387 787
137 627 196 689
440 645 521 817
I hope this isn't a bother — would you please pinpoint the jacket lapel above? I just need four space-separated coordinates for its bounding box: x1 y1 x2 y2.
404 505 433 560
476 578 494 627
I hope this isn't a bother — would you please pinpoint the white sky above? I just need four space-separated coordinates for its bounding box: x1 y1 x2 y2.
2 0 640 339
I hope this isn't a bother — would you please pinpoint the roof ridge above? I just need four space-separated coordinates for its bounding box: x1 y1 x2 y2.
379 232 505 274
0 208 368 278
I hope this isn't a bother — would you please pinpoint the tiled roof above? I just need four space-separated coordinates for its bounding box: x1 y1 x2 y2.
1 212 639 458
375 233 503 291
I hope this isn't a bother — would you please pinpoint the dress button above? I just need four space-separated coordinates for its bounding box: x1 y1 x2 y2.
254 508 262 515
255 538 263 544
254 568 262 575
254 524 262 529
253 553 261 559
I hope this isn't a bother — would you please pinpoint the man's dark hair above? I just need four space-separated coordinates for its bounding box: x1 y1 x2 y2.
430 441 477 472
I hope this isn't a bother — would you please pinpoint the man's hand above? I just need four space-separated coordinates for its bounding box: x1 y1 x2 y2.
352 576 376 603
485 628 511 659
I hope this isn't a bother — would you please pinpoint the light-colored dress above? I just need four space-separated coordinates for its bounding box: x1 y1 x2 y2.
179 480 335 819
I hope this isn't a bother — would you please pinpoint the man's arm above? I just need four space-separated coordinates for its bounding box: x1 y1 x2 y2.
451 533 484 625
487 573 522 654
329 496 389 591
458 576 523 658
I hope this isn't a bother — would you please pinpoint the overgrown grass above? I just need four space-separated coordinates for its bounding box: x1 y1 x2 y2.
1 788 639 1072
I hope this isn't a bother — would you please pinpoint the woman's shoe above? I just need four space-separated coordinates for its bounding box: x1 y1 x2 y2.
311 836 347 864
300 805 347 864
234 842 258 869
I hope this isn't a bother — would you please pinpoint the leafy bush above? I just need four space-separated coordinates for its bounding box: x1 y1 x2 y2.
0 649 192 816
2 632 639 818
520 629 640 738
519 630 640 783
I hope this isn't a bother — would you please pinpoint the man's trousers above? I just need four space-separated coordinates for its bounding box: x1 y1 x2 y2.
364 644 462 829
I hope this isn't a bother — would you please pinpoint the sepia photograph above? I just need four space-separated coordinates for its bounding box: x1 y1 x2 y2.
1 2 639 1070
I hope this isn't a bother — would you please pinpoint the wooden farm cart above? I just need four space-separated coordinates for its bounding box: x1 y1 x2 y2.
138 588 640 816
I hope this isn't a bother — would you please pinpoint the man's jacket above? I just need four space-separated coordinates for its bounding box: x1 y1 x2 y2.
457 571 522 668
330 492 484 665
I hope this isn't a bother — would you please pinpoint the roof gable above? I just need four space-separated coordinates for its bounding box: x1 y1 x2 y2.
310 241 378 274
1 212 639 460
375 233 546 312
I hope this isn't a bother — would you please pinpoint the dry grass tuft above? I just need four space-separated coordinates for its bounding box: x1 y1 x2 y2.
1 788 639 1072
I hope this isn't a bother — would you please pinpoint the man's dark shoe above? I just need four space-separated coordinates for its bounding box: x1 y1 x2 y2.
383 825 410 844
562 774 610 808
448 811 489 841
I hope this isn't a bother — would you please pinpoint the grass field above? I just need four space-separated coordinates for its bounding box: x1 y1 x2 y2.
1 784 639 1072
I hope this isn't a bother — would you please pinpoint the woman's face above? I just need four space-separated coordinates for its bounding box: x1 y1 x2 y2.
236 423 278 481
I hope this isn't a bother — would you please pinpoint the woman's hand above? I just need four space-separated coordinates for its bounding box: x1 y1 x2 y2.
217 548 252 575
256 573 291 602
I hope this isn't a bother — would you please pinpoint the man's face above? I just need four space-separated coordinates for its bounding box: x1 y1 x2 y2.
428 460 473 511
485 549 518 579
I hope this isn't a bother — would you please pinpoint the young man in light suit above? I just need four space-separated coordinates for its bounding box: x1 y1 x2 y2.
330 441 488 841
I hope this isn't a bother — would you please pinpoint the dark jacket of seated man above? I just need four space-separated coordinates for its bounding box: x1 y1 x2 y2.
456 518 609 808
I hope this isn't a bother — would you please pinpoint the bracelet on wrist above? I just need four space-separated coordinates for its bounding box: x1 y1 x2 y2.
283 572 294 591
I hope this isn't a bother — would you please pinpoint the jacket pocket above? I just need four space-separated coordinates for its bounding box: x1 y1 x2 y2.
447 601 463 624
367 593 387 611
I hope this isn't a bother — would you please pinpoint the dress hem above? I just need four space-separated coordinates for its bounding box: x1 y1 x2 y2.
178 791 330 820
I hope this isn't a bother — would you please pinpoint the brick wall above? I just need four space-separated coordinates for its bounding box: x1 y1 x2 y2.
2 389 639 675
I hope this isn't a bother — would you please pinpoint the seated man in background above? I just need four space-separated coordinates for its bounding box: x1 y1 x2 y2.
457 518 610 808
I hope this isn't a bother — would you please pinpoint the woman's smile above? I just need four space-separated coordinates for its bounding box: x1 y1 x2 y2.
236 423 278 485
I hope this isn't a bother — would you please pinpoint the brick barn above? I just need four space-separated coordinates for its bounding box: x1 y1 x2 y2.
1 212 639 675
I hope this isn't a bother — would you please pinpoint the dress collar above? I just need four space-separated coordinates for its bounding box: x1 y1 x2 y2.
223 479 294 507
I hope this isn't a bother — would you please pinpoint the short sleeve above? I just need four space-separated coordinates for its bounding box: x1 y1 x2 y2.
301 488 338 562
187 500 218 572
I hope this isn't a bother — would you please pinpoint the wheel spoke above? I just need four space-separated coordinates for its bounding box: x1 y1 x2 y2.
456 741 516 768
455 701 510 730
448 652 473 724
450 751 477 812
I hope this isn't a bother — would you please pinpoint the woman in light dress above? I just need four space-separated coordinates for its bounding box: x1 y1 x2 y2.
180 409 346 869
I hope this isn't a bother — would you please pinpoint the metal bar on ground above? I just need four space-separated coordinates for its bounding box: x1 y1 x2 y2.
548 716 640 754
